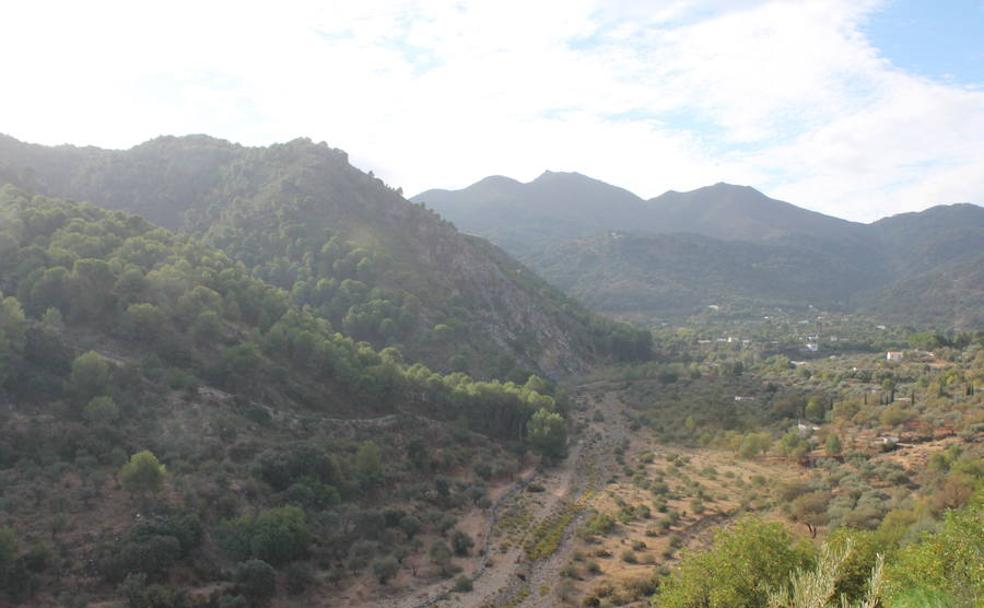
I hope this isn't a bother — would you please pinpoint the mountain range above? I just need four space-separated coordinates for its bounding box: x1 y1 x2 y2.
415 173 984 328
3 131 980 335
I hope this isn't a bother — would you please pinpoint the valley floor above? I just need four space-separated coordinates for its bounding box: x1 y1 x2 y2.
357 372 979 608
350 379 797 608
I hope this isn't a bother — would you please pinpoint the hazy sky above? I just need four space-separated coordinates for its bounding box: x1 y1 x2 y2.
3 0 983 221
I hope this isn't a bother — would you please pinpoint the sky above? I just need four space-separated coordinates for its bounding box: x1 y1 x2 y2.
2 0 983 222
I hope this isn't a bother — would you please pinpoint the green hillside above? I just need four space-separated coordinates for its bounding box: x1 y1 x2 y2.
0 135 652 377
0 186 571 603
527 231 879 317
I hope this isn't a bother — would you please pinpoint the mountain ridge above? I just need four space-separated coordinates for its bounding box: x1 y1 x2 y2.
416 171 980 233
415 171 984 328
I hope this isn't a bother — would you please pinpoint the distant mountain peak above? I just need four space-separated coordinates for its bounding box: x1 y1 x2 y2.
676 182 766 198
411 175 522 202
458 174 525 198
657 182 760 198
473 174 522 187
532 170 613 186
527 171 645 204
535 169 581 179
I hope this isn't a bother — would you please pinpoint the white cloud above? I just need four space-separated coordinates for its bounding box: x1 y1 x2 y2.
0 0 981 221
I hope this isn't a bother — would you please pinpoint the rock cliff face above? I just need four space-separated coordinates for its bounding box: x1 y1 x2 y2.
443 236 588 376
0 134 644 376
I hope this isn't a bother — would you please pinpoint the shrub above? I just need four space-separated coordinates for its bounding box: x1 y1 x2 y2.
399 514 422 539
219 506 311 565
356 440 384 488
656 517 813 608
117 573 191 608
69 351 111 401
131 512 203 557
345 539 379 572
254 444 340 491
234 559 276 601
101 534 181 583
880 404 914 427
884 494 983 605
284 480 340 509
286 562 314 595
584 511 616 536
372 555 400 585
451 530 474 556
0 527 16 567
83 396 120 424
217 595 248 608
22 542 52 573
473 462 492 479
429 541 452 576
120 450 166 497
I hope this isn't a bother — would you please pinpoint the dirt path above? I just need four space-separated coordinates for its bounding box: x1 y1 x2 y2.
464 384 630 608
513 386 636 607
378 378 776 608
369 382 627 608
381 434 592 608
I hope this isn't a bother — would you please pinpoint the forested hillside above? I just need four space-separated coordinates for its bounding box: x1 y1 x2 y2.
527 231 879 317
862 254 984 328
418 173 984 328
0 186 562 426
869 203 984 275
0 135 651 378
0 187 576 604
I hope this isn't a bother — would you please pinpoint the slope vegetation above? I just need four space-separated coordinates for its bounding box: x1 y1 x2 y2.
528 231 879 317
0 135 651 376
0 186 577 605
